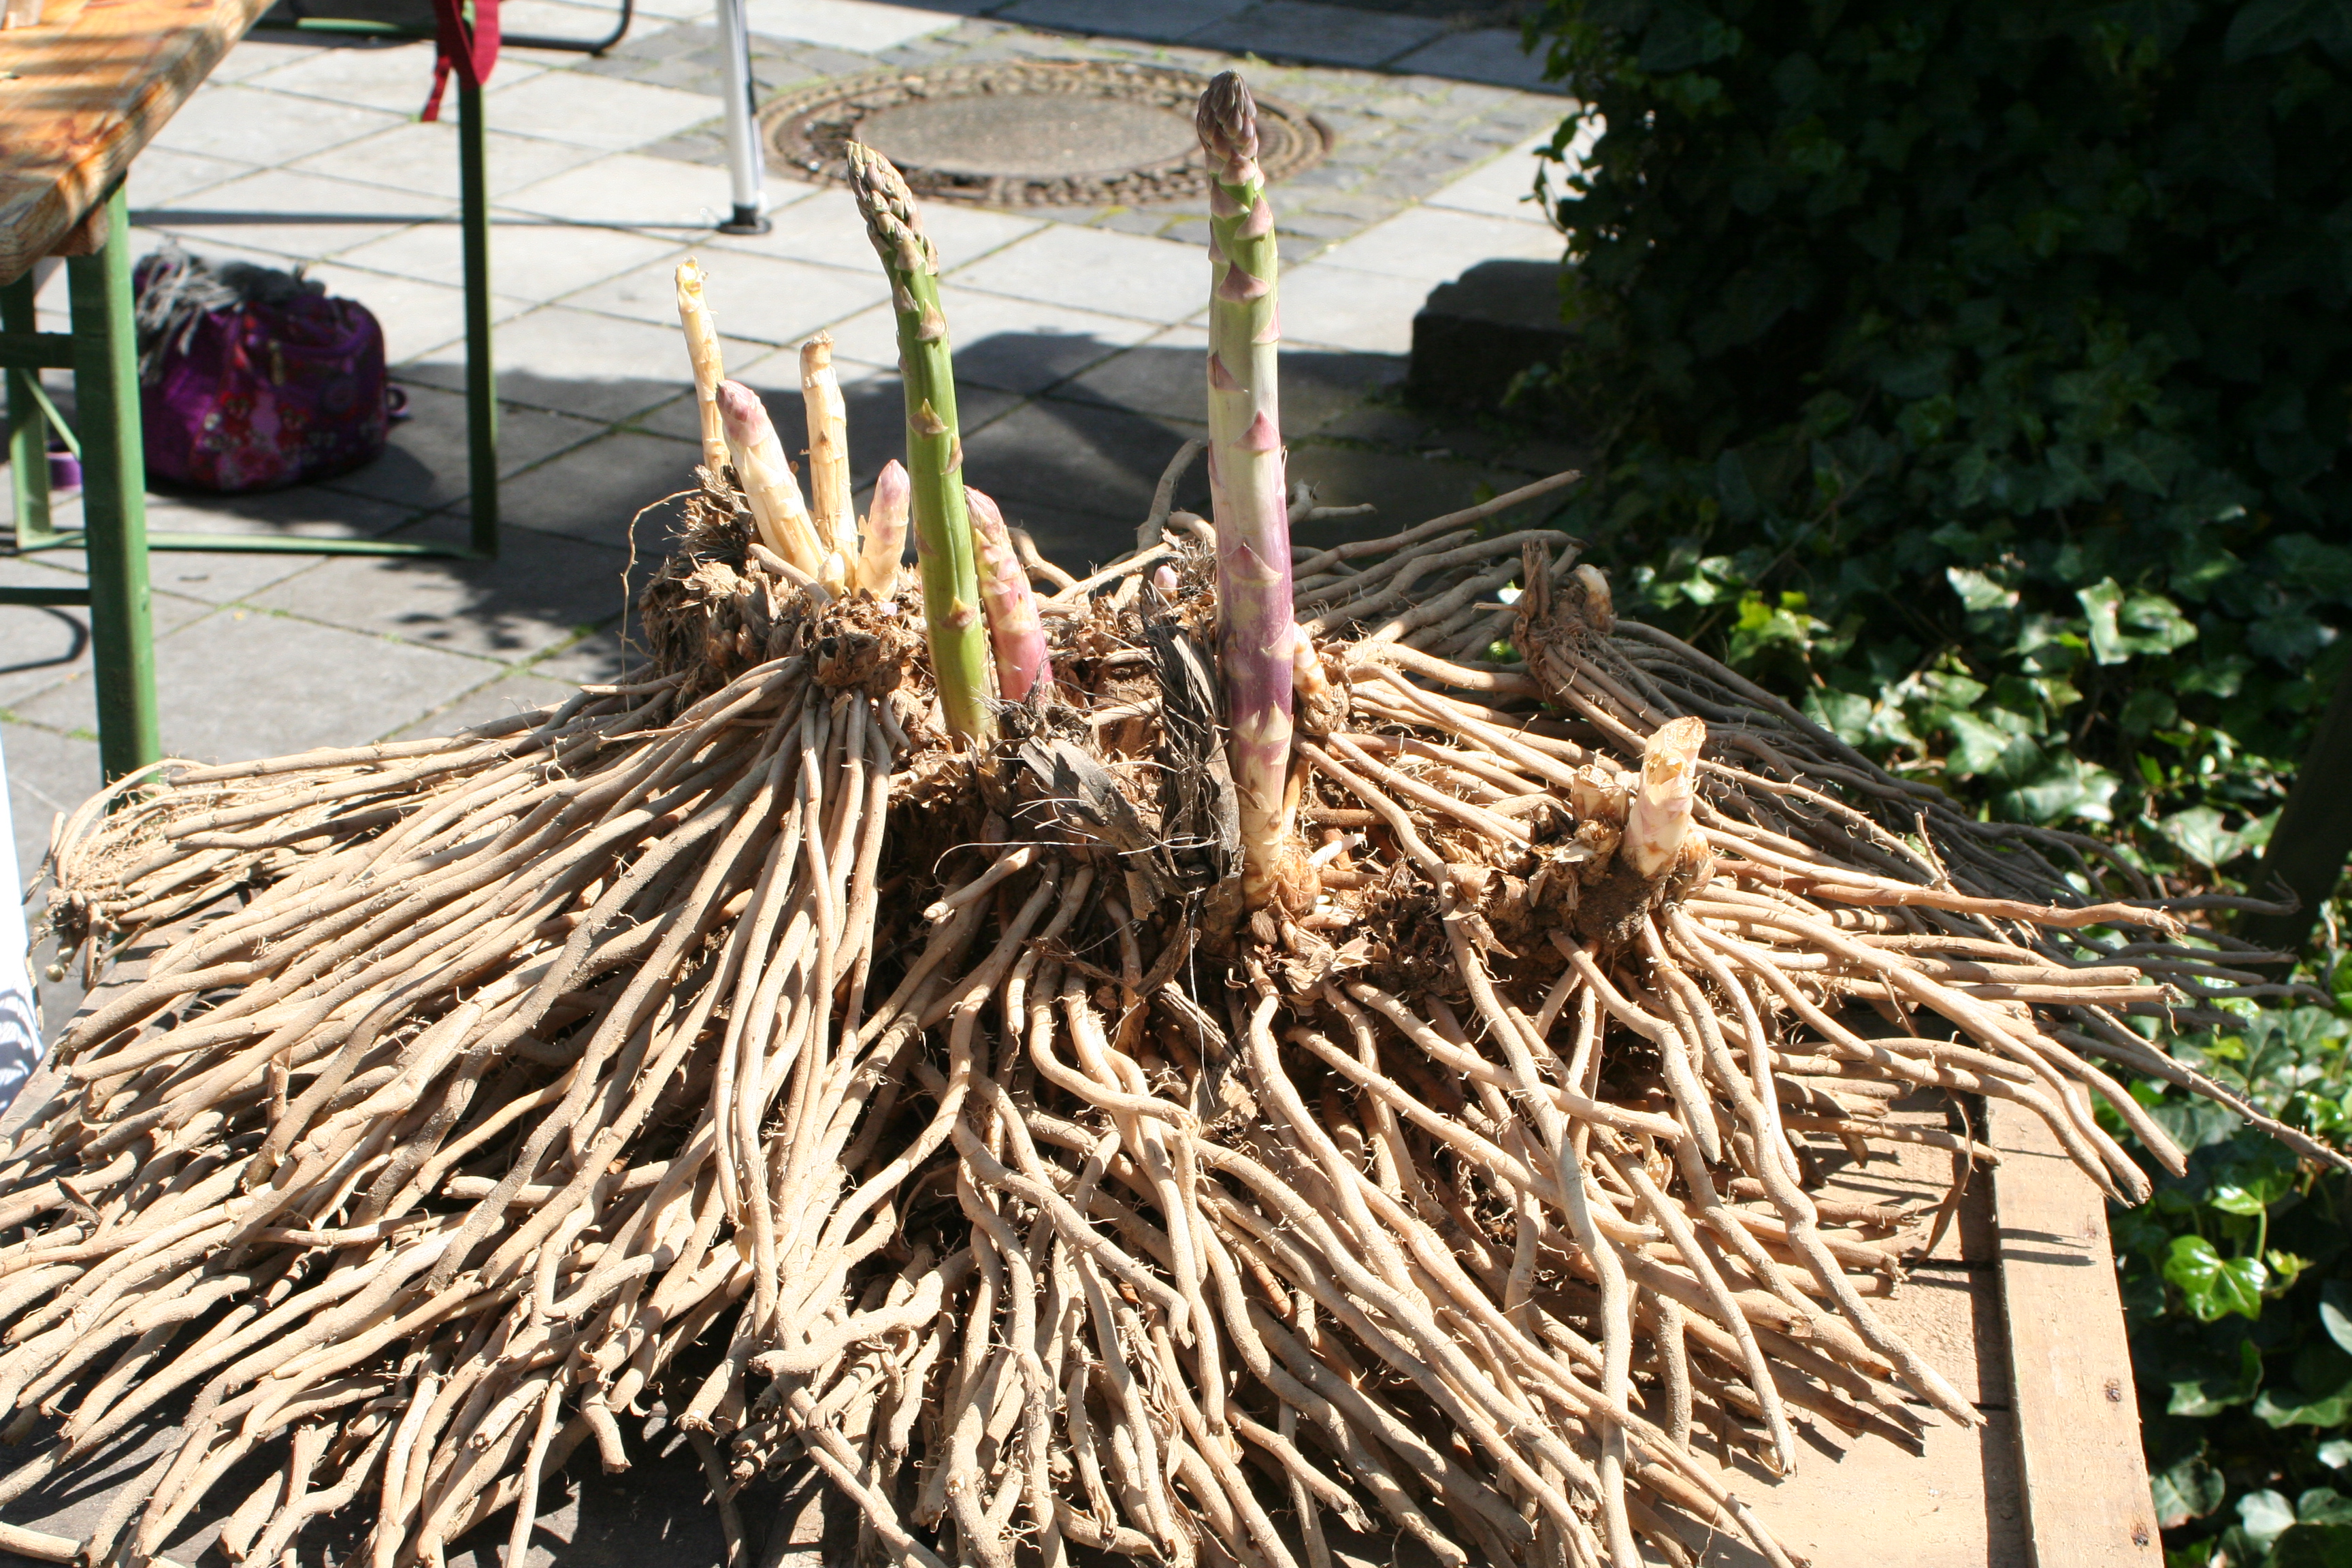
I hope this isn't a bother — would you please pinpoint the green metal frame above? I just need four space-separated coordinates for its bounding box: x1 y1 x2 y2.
2 190 159 779
3 78 503 778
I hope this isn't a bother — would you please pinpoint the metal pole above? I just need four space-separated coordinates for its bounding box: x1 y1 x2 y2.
2240 662 2352 957
459 76 500 558
65 186 160 781
1 272 52 547
713 0 768 235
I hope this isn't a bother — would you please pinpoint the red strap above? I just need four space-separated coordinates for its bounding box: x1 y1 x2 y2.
421 0 499 123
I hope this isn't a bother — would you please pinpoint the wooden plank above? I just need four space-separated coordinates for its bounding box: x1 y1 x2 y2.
1988 1094 2162 1567
1695 1115 2025 1567
0 0 272 284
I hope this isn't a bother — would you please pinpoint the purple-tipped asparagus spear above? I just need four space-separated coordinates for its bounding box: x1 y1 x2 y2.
1198 71 1298 909
964 488 1053 702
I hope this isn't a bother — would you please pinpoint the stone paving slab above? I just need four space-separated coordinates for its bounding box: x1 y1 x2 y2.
12 604 500 764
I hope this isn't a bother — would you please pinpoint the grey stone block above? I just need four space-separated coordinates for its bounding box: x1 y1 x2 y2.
13 606 497 763
245 515 632 664
389 668 581 739
491 427 706 549
1405 257 1573 410
1 722 103 883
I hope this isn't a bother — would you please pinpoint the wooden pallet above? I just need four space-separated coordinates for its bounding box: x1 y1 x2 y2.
1697 1098 2162 1568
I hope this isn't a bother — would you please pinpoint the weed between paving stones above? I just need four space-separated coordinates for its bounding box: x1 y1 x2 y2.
1 73 2345 1568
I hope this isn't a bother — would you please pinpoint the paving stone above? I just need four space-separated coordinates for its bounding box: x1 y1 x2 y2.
124 147 256 210
324 382 604 511
527 623 642 685
142 482 423 546
821 286 1158 391
740 0 973 51
242 37 515 114
1275 260 1432 353
289 122 606 203
248 515 631 663
136 168 454 265
1284 441 1505 546
953 225 1207 324
147 84 405 164
300 263 536 369
388 668 582 739
498 151 738 230
1316 203 1558 285
333 213 682 304
485 68 720 153
490 427 706 547
702 184 1043 275
1181 0 1443 64
13 608 497 763
998 0 1250 43
0 723 103 879
1056 324 1401 434
401 307 755 422
203 33 321 82
1422 132 1552 219
960 397 1202 525
568 250 887 345
0 559 212 710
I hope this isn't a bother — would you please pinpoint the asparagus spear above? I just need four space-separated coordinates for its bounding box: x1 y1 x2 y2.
1198 71 1298 909
845 142 995 747
800 331 855 579
965 488 1053 702
859 458 910 594
717 380 825 574
1624 716 1705 879
675 259 729 477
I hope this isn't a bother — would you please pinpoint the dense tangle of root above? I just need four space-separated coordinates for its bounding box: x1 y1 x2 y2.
5 470 2333 1568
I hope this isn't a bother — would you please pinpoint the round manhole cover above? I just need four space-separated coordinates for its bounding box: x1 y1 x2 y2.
760 61 1330 208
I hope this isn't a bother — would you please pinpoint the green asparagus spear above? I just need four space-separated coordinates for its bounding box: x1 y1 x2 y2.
845 142 996 747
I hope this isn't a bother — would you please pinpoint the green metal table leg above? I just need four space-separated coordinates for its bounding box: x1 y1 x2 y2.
67 188 161 781
1 272 53 547
459 77 499 558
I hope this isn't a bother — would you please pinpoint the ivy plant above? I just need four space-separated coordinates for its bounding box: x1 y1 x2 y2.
1521 0 2350 860
1518 3 2352 1561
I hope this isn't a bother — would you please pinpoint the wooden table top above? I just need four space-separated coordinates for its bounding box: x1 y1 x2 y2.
0 0 272 287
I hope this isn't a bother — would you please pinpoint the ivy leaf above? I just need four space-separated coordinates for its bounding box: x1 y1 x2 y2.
1946 565 2018 612
2165 1235 2269 1322
2241 1490 2299 1548
2223 0 2352 61
2206 1156 2296 1214
1993 753 2119 825
2171 1334 2266 1411
2322 1280 2352 1355
2304 1490 2352 1526
2152 1455 2226 1529
2159 806 2256 868
2076 579 2199 664
2274 1525 2352 1568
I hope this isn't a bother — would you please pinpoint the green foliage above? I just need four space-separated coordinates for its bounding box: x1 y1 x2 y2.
2098 981 2352 1565
1518 4 2352 1561
1521 0 2351 855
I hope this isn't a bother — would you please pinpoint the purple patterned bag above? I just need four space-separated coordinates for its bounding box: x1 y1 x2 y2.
133 246 390 493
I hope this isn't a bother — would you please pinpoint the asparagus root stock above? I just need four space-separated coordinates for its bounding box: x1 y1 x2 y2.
5 72 2336 1568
